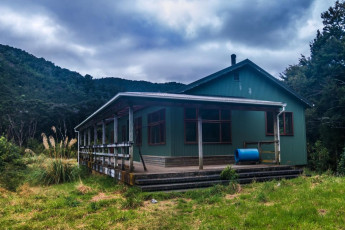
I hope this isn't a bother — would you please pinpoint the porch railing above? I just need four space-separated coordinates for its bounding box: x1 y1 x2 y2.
79 142 133 179
243 140 278 164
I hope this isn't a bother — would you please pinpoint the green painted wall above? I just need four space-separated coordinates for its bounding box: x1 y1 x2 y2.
99 66 307 166
183 66 307 165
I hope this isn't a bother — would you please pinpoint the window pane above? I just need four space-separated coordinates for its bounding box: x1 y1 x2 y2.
135 117 142 145
203 123 220 142
221 110 231 120
279 117 284 134
185 108 196 119
221 122 231 142
185 122 197 142
200 109 219 120
285 113 293 134
150 125 159 143
266 112 274 134
160 123 165 142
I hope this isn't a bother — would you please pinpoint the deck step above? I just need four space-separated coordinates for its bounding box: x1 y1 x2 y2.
139 174 301 192
135 174 220 185
135 165 295 180
238 169 303 179
136 167 303 192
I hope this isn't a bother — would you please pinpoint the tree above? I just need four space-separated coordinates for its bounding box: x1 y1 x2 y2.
282 1 345 169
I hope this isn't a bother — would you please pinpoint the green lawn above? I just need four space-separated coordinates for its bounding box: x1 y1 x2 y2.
1 173 345 229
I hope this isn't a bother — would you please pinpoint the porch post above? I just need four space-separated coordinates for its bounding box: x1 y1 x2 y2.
102 120 106 169
129 106 134 172
77 131 80 166
102 120 106 145
114 115 118 170
273 112 279 164
93 124 97 145
83 130 86 147
88 128 91 146
93 124 97 170
198 112 203 170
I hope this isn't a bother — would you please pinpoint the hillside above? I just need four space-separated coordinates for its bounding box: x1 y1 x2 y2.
0 44 184 145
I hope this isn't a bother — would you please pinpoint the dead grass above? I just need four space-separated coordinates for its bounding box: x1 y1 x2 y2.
91 192 121 202
225 193 240 200
76 182 93 194
0 187 10 198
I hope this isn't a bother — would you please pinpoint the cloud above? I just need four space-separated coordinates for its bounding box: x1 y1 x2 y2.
0 0 336 83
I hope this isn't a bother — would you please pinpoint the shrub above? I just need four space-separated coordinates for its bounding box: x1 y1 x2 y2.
309 140 330 173
0 136 26 191
220 165 238 181
337 147 345 176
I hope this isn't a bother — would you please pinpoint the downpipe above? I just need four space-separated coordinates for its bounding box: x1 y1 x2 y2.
277 104 286 164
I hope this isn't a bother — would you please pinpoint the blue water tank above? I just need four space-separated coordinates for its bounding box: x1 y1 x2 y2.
235 148 260 163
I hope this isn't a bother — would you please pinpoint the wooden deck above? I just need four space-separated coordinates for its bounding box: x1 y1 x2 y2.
132 161 283 175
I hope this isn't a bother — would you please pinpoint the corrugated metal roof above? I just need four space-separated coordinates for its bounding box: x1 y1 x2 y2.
178 59 312 107
75 92 285 130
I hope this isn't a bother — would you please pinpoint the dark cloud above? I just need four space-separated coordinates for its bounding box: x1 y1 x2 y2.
0 0 335 83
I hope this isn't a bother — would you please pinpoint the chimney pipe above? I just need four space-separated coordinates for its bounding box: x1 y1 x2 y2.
231 54 236 66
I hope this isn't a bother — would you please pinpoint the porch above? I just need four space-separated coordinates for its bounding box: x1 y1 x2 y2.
75 92 290 189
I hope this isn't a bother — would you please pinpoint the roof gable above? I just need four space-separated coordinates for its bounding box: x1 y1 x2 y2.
178 59 312 107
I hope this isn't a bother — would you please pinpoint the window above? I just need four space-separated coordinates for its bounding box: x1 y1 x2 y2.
266 112 293 136
134 117 142 146
148 109 165 145
184 108 231 144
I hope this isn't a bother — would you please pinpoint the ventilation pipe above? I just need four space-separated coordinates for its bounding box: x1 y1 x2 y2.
231 54 236 66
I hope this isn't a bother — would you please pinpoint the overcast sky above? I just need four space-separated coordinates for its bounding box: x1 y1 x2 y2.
0 0 336 83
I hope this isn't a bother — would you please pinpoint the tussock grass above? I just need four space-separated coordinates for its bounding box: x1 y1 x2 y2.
0 174 345 229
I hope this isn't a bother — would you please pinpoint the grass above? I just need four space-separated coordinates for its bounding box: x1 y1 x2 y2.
0 173 345 229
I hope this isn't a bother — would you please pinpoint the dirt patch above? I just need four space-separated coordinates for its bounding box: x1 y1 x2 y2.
318 209 327 216
91 192 121 202
18 183 41 197
264 202 275 206
225 194 240 200
76 183 92 194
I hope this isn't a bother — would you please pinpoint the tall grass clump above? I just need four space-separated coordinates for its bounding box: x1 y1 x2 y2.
31 158 80 185
41 126 77 159
30 126 81 185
